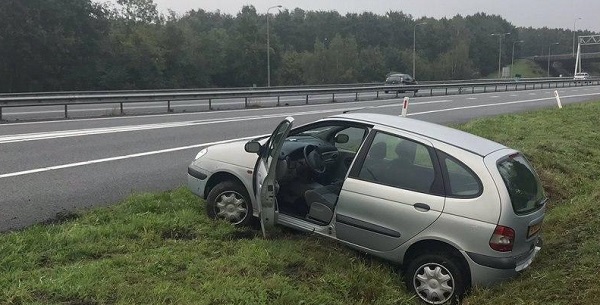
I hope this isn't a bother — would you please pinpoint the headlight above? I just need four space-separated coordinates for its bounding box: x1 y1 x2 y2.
194 148 208 160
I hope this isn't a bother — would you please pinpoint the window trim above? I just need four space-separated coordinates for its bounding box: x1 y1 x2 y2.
437 151 484 199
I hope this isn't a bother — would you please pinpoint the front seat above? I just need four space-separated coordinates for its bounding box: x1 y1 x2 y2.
305 183 342 224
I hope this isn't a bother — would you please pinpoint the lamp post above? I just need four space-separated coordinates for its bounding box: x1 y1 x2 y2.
511 40 524 77
547 42 559 77
266 5 282 87
491 32 511 78
412 22 427 78
572 17 581 57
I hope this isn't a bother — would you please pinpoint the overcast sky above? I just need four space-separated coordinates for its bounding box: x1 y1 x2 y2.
108 0 599 32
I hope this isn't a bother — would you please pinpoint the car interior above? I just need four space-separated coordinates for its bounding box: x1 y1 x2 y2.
273 122 369 224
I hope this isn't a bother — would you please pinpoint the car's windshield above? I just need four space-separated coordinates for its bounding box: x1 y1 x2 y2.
497 153 546 215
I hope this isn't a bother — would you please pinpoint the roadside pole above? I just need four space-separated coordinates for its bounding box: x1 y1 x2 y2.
401 97 410 117
554 90 563 109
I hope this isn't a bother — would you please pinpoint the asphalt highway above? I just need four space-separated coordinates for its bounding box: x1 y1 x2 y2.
1 85 599 231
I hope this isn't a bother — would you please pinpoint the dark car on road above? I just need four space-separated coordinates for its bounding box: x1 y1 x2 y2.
384 73 419 94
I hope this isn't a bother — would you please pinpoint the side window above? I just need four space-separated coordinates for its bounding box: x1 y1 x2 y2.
442 154 482 198
334 127 367 153
356 132 438 194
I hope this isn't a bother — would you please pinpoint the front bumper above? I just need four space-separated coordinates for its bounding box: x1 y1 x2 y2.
187 164 210 199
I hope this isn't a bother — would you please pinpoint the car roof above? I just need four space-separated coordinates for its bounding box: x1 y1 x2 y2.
327 113 507 156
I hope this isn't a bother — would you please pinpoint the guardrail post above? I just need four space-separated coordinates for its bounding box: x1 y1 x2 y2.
209 99 212 110
167 100 172 112
483 85 487 93
277 96 280 106
332 93 335 102
494 85 498 92
0 107 2 121
376 91 379 99
355 92 358 101
472 87 474 94
64 105 68 118
505 84 508 91
430 88 433 96
445 88 448 95
244 97 248 108
120 103 124 115
306 95 309 104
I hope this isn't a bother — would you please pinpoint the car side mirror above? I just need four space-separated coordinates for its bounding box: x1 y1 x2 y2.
244 141 262 154
335 134 349 144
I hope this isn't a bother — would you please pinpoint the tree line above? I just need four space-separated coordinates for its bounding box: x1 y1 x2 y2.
0 0 597 93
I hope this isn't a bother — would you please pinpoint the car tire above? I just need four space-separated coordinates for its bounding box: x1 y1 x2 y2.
206 180 253 226
405 253 468 305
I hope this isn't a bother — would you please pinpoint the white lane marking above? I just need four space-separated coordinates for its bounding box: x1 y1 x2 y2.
528 93 537 95
467 97 477 100
0 136 259 179
2 92 599 179
0 99 452 144
407 93 589 116
510 94 518 97
490 96 499 98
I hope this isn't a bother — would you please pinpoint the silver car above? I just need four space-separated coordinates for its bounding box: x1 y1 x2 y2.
187 113 546 304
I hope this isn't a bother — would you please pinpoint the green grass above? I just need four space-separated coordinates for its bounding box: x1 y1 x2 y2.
486 59 546 79
2 102 600 304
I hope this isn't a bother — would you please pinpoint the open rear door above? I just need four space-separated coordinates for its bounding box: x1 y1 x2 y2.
254 117 294 237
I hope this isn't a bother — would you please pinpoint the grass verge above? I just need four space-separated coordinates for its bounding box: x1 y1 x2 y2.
2 102 600 304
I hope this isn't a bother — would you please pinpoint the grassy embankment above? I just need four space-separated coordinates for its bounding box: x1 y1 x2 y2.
486 59 546 79
2 102 600 304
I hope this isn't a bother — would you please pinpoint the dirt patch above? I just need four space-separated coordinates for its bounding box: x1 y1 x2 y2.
160 227 197 240
43 210 80 225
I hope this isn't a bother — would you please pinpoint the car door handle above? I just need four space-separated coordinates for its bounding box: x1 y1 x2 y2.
413 203 430 212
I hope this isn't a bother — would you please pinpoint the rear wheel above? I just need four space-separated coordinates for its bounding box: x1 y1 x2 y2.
405 253 467 305
206 180 253 226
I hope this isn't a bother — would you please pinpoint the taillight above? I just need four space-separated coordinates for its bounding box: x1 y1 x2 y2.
489 225 515 252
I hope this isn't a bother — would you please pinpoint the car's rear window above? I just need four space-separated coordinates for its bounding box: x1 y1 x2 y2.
497 154 545 215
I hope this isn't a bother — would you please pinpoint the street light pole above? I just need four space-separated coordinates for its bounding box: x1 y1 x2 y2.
266 5 282 87
547 42 559 77
491 32 511 78
413 22 427 78
511 40 524 77
572 17 581 57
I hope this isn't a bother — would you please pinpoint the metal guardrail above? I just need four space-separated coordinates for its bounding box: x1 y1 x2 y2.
0 77 569 98
0 78 598 120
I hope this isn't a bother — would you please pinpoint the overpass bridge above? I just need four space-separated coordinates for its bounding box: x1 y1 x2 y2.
528 35 600 76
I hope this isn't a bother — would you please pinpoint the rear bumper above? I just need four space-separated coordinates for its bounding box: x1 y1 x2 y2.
465 236 543 287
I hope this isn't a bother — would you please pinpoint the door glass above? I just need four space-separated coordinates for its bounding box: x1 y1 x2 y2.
357 132 436 194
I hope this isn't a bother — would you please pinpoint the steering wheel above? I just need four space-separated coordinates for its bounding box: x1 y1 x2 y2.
303 144 327 174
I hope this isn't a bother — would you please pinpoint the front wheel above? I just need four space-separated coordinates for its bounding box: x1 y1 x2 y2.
206 180 253 226
405 253 468 305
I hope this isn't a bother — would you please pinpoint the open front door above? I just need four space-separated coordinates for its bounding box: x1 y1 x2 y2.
253 117 294 237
